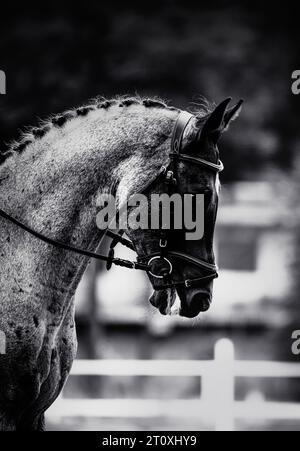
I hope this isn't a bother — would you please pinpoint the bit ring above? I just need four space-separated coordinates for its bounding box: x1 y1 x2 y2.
148 256 173 279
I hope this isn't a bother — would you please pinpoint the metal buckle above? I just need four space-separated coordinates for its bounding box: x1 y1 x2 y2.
185 279 192 288
166 171 177 185
159 239 168 248
148 256 173 279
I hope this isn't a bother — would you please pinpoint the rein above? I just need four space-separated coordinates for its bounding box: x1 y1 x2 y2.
0 207 147 271
0 111 223 288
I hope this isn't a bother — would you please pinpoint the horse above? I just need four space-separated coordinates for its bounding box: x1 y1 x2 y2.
0 95 242 430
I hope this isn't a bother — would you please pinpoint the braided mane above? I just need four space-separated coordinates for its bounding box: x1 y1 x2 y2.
0 95 212 165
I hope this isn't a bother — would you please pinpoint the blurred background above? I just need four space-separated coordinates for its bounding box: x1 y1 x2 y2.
1 0 300 431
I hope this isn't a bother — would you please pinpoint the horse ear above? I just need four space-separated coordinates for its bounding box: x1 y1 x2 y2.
201 98 232 139
223 99 244 131
200 98 243 142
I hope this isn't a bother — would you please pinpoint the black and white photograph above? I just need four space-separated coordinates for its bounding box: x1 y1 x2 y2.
0 0 300 435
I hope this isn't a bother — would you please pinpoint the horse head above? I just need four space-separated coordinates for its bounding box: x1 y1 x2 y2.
126 98 243 318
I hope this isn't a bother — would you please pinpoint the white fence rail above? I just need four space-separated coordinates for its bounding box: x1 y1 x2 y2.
47 339 300 431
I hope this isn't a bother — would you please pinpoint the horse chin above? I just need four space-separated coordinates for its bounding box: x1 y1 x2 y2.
149 288 178 316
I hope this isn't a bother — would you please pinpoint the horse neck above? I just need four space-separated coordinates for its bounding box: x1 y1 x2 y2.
0 104 177 297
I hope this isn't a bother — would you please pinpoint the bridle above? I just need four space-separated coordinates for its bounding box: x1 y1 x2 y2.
137 111 224 290
0 111 223 290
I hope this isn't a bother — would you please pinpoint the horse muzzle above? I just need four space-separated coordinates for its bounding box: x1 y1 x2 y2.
179 287 212 318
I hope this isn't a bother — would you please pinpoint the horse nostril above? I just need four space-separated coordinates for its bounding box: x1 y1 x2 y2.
190 292 211 313
201 300 211 312
179 291 212 318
